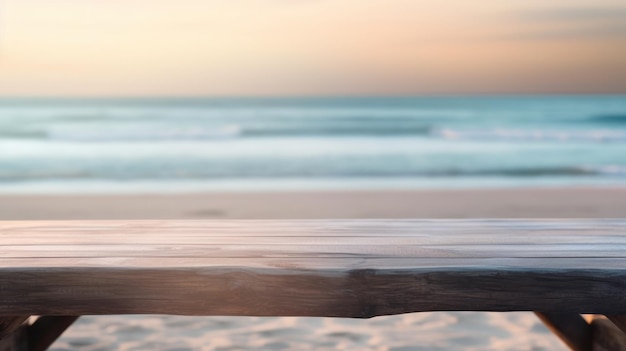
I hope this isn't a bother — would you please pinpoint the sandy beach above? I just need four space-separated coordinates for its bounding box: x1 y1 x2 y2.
6 187 622 351
3 186 626 220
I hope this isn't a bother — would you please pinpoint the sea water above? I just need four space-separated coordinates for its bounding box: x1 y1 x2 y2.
1 96 625 193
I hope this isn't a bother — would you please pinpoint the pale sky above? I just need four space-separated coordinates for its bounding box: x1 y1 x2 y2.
1 0 625 96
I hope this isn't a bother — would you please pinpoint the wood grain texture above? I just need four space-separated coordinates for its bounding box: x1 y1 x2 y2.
1 220 626 317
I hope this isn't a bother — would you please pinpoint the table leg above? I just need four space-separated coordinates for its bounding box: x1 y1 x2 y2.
26 316 79 351
534 312 592 351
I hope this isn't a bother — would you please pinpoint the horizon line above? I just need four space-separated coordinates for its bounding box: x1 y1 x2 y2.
0 93 625 101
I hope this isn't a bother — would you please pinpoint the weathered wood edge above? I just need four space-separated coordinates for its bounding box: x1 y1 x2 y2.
1 267 625 317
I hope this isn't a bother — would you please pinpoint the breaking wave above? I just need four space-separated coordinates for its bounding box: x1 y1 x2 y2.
433 128 626 142
0 124 434 141
2 165 625 182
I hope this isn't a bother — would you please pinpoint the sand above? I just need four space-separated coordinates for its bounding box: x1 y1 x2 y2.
6 187 622 350
3 186 626 220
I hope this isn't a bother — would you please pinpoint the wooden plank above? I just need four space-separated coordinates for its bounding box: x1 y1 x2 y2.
534 312 592 351
606 315 626 334
2 257 626 269
27 316 79 351
0 220 625 317
1 243 626 259
0 267 626 316
1 220 626 257
2 219 626 238
4 234 626 245
591 317 626 351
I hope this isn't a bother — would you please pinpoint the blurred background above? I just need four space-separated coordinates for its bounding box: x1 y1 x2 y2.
1 0 626 350
1 96 626 194
1 0 626 197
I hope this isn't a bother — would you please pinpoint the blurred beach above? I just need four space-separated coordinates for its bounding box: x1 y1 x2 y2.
2 96 626 350
4 0 626 347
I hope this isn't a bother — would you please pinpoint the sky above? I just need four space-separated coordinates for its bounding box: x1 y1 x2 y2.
0 0 625 97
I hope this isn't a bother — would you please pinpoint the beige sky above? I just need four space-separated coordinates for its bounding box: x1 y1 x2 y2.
1 0 625 96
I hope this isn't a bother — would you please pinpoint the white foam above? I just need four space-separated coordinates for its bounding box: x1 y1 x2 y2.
47 124 242 141
434 128 626 142
583 165 626 176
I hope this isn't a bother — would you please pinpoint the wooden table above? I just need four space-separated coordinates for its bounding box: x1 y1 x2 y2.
1 220 625 351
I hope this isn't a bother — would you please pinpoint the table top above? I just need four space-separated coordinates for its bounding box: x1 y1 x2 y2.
1 219 626 317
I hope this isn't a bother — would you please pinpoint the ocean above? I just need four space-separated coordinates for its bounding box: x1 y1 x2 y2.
1 96 626 194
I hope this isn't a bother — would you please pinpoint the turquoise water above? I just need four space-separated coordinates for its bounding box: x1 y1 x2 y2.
1 96 626 193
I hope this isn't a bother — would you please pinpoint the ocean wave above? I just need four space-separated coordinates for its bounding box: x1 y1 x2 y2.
3 125 626 143
581 165 626 176
0 124 434 141
433 128 626 142
47 125 243 141
1 165 624 182
242 125 432 137
0 129 49 139
0 126 243 141
590 114 626 124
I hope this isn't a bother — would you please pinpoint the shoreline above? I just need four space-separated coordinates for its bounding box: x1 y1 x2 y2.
3 186 626 220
